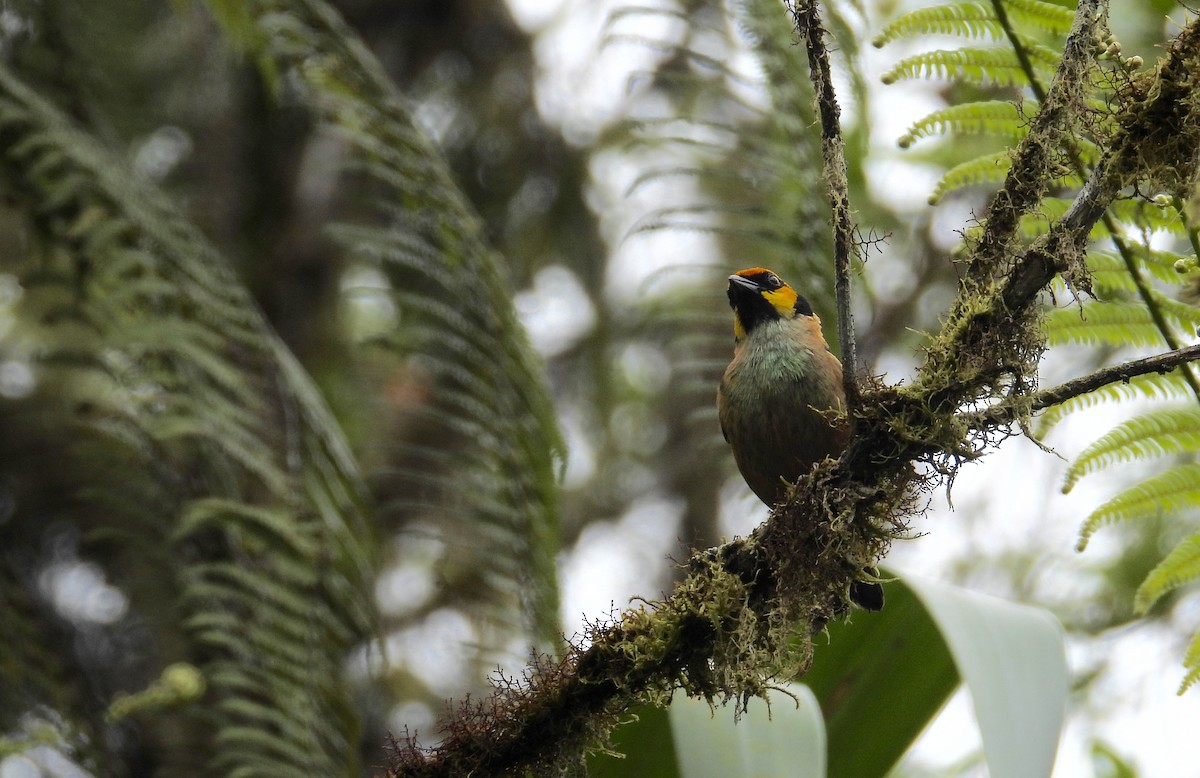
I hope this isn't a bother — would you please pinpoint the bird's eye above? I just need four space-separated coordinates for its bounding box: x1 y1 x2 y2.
764 274 783 289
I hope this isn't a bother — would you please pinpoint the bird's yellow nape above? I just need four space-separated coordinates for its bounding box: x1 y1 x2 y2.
762 285 798 317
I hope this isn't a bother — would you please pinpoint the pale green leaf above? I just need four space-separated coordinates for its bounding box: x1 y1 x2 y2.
670 685 826 778
904 573 1068 778
1181 631 1200 694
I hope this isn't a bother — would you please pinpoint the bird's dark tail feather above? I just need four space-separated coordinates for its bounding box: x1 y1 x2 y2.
850 569 885 611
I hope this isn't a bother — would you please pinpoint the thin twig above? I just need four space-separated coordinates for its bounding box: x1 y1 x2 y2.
991 0 1048 103
790 0 859 407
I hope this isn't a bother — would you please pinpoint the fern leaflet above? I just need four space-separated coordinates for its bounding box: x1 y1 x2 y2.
1078 464 1200 551
1135 532 1200 614
900 99 1031 148
1063 408 1200 492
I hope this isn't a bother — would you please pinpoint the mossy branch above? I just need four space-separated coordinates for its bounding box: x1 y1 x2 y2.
995 0 1200 401
1004 10 1200 314
966 0 1102 282
387 7 1200 777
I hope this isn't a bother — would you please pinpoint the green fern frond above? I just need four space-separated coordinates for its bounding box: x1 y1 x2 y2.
1135 532 1200 613
1130 246 1195 281
176 499 320 558
879 1 1075 208
881 46 1055 88
625 163 755 200
873 0 1072 48
0 58 374 776
0 574 84 746
899 100 1030 148
605 33 743 77
929 150 1013 204
1150 288 1200 331
1063 275 1200 333
211 0 566 649
607 0 839 340
878 0 1200 700
1010 31 1068 69
1182 632 1200 694
1134 529 1200 695
1044 300 1177 349
873 2 1002 47
1108 198 1184 232
1032 197 1181 237
1086 249 1189 292
1063 408 1200 492
609 0 840 256
1004 0 1076 35
1078 464 1200 551
617 116 746 146
605 5 702 31
734 0 843 259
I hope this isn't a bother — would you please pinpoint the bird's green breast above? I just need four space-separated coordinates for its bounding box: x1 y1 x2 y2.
724 321 837 405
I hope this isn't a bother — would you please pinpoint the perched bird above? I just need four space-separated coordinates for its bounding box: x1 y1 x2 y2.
717 267 883 611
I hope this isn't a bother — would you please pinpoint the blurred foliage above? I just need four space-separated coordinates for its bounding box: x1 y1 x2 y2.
0 0 1198 776
0 0 566 773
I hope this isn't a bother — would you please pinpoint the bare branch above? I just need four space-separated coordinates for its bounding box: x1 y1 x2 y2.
789 0 859 406
969 344 1200 429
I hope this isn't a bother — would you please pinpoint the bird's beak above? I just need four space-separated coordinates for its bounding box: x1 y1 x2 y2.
720 272 758 312
727 274 760 309
727 274 760 293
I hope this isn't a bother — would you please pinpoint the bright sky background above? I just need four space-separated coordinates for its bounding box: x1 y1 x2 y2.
503 0 1200 776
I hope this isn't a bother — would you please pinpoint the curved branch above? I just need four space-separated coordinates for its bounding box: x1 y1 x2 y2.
1003 9 1200 315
